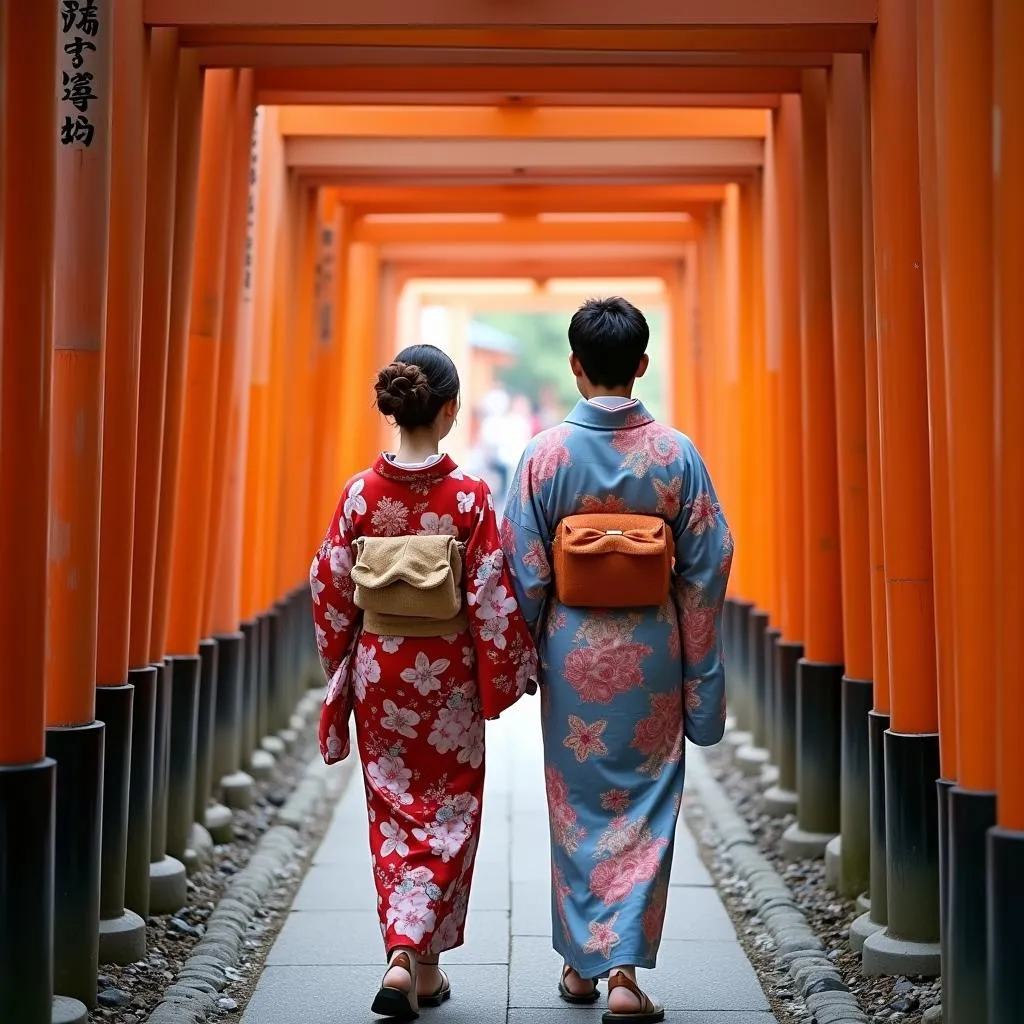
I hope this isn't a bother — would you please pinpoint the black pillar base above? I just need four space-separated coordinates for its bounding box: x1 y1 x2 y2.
764 627 782 767
193 638 219 826
861 730 941 977
748 609 769 750
850 709 890 951
94 685 146 964
213 631 253 811
774 640 802 792
239 620 257 767
149 661 169 862
733 600 753 734
781 660 842 858
987 826 1024 1024
46 720 104 1007
124 666 156 919
938 777 954 1015
165 655 200 862
0 758 57 1022
946 787 997 1022
837 677 872 897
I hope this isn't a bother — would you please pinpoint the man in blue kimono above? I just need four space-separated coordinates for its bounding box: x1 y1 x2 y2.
500 297 733 1024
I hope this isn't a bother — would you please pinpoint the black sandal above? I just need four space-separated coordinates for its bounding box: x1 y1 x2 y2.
419 969 451 1008
372 952 419 1020
559 964 600 1005
602 971 664 1024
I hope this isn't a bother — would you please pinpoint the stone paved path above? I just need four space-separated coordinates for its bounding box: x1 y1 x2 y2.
243 701 777 1024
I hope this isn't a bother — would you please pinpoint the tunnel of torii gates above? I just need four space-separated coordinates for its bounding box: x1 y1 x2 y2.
0 1 1022 1023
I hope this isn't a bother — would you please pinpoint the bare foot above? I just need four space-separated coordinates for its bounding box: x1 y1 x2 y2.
417 957 443 997
383 952 415 995
563 966 596 997
607 969 642 1014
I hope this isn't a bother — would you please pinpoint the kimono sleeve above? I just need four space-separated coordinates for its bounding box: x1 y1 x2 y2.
498 450 553 640
309 476 363 764
672 441 734 746
464 481 539 720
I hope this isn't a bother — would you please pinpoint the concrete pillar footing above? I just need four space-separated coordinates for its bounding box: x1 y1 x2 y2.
250 749 276 780
762 785 799 818
204 802 234 845
221 770 255 809
781 823 835 861
860 927 941 978
759 763 780 789
724 715 737 733
148 855 187 913
825 835 841 888
849 910 885 953
183 823 214 875
261 735 285 756
724 731 753 759
98 908 147 965
278 727 299 750
289 713 306 732
52 996 88 1024
735 745 770 777
856 892 871 915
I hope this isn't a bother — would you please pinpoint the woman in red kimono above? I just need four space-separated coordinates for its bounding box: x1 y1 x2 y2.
310 344 537 1019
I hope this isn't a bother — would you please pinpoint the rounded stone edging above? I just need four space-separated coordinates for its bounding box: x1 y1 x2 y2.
686 746 871 1024
144 743 356 1024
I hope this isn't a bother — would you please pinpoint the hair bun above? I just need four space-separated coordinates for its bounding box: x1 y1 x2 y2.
375 361 431 418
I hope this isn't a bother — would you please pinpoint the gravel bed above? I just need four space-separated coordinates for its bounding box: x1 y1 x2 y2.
88 725 342 1024
682 741 942 1024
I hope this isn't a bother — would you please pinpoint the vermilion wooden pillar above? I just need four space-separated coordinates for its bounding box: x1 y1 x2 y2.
824 53 873 899
149 50 204 867
989 5 1024 1022
0 5 76 1021
781 68 844 862
94 0 149 966
46 0 112 1003
850 48 895 949
206 70 258 819
934 0 997 1016
915 0 958 1003
165 68 236 867
130 28 188 915
762 94 804 821
861 0 942 978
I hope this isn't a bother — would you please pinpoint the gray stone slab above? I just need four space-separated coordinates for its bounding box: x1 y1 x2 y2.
511 1013 777 1024
267 910 511 966
512 880 553 937
243 964 508 1024
509 936 770 1012
662 886 739 942
291 865 378 912
669 830 714 887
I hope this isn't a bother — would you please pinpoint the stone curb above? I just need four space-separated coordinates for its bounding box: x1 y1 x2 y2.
144 734 356 1024
686 745 870 1024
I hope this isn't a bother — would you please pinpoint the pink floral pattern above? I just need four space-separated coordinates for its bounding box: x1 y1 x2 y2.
590 814 669 906
631 692 684 778
546 765 586 855
526 426 573 493
612 422 682 476
562 615 652 704
563 715 609 763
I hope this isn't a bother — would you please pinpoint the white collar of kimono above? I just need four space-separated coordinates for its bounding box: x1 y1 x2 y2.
565 397 654 431
383 451 445 470
587 395 639 411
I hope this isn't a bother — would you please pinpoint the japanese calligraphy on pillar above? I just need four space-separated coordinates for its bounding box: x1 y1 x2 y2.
59 1 103 148
242 109 263 307
317 225 336 347
55 0 111 352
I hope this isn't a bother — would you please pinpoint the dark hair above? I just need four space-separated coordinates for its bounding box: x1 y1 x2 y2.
567 297 649 388
374 344 460 429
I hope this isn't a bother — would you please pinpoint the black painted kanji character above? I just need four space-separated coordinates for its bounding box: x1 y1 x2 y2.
64 35 96 70
62 70 97 114
60 114 95 147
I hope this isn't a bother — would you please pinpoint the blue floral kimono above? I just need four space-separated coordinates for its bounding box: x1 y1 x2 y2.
500 398 733 977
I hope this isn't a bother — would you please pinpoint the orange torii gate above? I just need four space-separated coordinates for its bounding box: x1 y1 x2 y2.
1 3 1022 1024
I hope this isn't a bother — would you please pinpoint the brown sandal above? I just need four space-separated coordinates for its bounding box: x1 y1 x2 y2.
558 964 600 1004
602 971 664 1023
372 952 419 1020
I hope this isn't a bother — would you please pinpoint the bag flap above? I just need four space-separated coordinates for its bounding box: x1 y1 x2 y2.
351 535 462 591
558 513 669 556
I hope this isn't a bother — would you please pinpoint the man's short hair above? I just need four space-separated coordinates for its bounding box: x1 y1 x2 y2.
568 297 650 388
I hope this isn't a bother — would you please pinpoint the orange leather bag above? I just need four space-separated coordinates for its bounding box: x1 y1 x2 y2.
552 513 674 609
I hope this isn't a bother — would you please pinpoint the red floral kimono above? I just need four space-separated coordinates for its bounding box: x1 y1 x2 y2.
310 453 537 956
